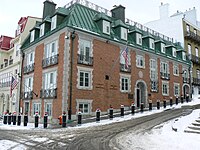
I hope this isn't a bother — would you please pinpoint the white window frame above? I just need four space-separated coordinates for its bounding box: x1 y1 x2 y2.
136 55 145 68
44 40 58 58
136 33 142 45
121 27 127 40
172 47 177 57
33 103 41 116
150 59 157 80
188 44 191 55
195 47 199 57
40 23 45 37
30 30 35 42
120 74 131 93
77 67 93 90
194 29 197 35
173 64 179 76
26 51 35 65
182 52 186 61
162 81 169 96
160 62 169 74
103 20 110 35
197 70 200 79
149 38 155 49
79 38 92 63
76 99 93 115
174 83 180 96
186 24 190 32
51 15 57 30
161 43 166 53
45 102 52 116
24 77 33 92
43 71 57 90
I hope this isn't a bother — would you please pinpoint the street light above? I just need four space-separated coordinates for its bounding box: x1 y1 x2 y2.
68 31 76 121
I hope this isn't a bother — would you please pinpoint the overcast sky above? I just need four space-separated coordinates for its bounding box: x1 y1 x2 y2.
0 0 199 37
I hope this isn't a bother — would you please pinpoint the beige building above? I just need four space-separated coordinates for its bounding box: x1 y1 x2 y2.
0 16 41 115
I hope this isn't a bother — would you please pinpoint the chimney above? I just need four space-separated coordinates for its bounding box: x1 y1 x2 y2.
111 5 125 23
43 0 56 20
159 3 169 19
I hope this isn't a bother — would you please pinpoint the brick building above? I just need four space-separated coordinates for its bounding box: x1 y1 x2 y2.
20 0 190 122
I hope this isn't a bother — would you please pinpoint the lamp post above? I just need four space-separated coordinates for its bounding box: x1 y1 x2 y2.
68 31 76 120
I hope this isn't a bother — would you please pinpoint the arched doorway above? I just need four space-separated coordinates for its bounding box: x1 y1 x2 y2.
135 80 147 108
182 84 190 99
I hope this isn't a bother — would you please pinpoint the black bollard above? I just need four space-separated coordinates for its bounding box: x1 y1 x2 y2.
163 100 166 108
3 114 8 124
12 113 17 125
35 113 39 128
186 94 189 103
170 97 173 107
149 100 152 111
176 97 178 105
109 107 114 119
131 103 135 115
17 114 21 126
62 112 67 127
24 114 28 126
181 95 184 103
121 105 124 117
140 103 144 113
96 108 101 122
77 111 82 125
157 100 160 110
8 114 12 125
44 113 48 128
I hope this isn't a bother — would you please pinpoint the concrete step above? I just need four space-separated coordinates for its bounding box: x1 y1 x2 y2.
195 119 200 123
184 128 200 134
188 125 200 131
192 122 200 126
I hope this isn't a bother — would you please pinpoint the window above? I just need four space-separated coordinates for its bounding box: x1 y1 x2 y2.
160 62 169 74
44 71 57 89
40 23 45 37
51 15 57 30
79 39 92 63
120 47 130 67
79 103 89 114
188 44 191 55
162 81 169 96
33 103 41 115
149 38 155 49
77 67 93 90
197 70 200 79
24 102 30 114
136 55 145 68
30 30 35 42
186 24 190 32
194 29 197 35
174 83 180 96
136 33 142 45
45 103 52 116
195 47 199 57
16 45 20 57
150 59 157 80
182 52 186 61
24 77 33 92
103 20 110 35
161 43 166 53
44 40 58 58
120 75 130 92
172 48 177 57
173 64 179 76
76 99 92 115
121 27 127 40
27 52 34 65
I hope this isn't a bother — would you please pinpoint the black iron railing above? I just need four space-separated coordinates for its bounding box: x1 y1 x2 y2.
40 88 57 99
42 54 58 68
77 54 93 65
160 72 170 80
23 63 35 74
22 91 33 99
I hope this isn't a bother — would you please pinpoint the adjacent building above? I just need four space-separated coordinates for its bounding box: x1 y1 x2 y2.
20 0 190 122
0 16 41 115
145 3 200 98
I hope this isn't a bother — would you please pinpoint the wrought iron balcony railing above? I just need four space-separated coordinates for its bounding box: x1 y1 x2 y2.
9 59 13 65
188 54 200 64
23 63 35 74
22 91 33 99
185 31 200 44
42 54 58 68
40 88 57 99
150 80 158 92
193 78 200 85
120 64 131 73
77 54 93 65
160 72 170 80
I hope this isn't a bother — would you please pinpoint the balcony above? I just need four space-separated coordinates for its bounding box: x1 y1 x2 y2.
183 77 190 83
40 88 57 99
77 54 93 66
150 80 158 92
188 54 200 64
120 64 131 73
160 72 170 80
4 62 8 67
23 63 34 74
185 31 200 44
0 81 11 88
193 78 200 85
42 54 58 68
22 91 33 99
9 59 13 65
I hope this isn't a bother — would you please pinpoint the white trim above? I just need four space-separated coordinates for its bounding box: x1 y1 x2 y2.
162 81 169 96
76 99 93 115
120 74 131 93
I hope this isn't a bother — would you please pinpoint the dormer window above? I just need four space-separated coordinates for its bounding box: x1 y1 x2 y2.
182 52 186 61
30 30 35 42
121 27 127 40
51 15 57 30
161 43 166 53
149 38 154 49
173 48 177 57
40 23 45 37
103 20 110 35
136 33 142 45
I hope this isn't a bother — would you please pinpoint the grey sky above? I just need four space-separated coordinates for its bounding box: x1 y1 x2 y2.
0 0 199 37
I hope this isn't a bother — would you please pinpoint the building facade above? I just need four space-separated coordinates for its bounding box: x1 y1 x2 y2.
20 0 190 122
0 16 41 115
145 3 200 99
